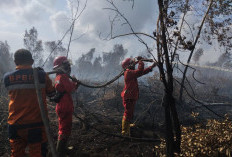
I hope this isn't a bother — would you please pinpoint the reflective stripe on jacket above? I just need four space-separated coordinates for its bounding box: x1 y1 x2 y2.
121 61 153 100
3 65 55 125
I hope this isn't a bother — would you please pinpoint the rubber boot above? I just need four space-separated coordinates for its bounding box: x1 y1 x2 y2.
126 121 131 137
121 119 130 136
56 139 67 157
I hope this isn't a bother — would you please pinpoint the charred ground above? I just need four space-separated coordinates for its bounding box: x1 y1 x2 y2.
1 72 232 156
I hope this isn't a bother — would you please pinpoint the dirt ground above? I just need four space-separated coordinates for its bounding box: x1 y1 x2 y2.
1 77 232 157
0 83 163 157
48 87 162 157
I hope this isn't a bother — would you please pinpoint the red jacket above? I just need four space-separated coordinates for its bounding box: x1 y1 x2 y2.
55 74 77 113
121 61 152 100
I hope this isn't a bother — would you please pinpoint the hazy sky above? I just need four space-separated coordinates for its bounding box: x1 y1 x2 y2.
0 0 158 60
0 0 228 64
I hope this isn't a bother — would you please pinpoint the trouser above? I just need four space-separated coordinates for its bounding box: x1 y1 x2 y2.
56 111 73 140
56 111 73 157
56 138 68 157
122 99 136 136
8 123 47 157
122 99 136 122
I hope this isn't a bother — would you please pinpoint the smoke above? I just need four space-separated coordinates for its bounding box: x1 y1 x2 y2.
72 44 127 82
206 52 232 69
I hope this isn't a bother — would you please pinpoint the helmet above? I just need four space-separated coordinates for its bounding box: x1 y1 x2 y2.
121 58 132 69
53 56 68 69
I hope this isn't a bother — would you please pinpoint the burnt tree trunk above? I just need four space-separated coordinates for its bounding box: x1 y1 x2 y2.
157 0 181 156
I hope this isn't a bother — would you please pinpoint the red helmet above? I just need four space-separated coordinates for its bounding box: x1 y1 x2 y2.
53 56 68 69
121 58 132 69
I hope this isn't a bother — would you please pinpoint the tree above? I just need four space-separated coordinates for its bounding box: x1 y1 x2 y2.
104 0 231 156
193 48 204 64
44 41 67 70
24 27 44 67
73 44 127 80
0 41 14 77
104 1 182 155
102 44 127 77
74 48 96 79
40 0 88 68
93 56 103 75
206 0 231 51
178 0 232 102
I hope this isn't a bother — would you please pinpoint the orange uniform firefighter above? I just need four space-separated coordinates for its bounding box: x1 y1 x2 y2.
121 57 157 136
3 49 55 157
52 56 79 156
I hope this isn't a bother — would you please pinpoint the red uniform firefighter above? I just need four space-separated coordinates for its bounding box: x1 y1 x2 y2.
121 57 157 135
3 49 55 157
53 56 79 156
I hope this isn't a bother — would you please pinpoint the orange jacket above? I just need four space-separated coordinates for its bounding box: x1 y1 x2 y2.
3 65 54 125
55 74 77 113
121 61 152 100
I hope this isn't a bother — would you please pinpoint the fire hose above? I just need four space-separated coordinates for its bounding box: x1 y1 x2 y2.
31 57 232 157
33 68 58 157
47 58 232 89
31 58 153 156
47 59 155 88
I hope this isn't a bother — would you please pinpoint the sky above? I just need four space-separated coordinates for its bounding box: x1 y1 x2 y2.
0 0 229 64
0 0 158 61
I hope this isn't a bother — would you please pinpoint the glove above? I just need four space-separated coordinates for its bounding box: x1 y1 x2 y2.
137 56 143 61
49 92 65 103
71 76 80 83
151 62 158 68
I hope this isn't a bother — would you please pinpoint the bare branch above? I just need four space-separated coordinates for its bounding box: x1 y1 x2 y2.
174 65 196 97
176 54 205 85
104 0 157 60
171 0 189 62
66 0 87 57
174 77 231 121
179 0 214 102
42 26 72 67
71 32 87 42
183 19 194 41
73 110 160 142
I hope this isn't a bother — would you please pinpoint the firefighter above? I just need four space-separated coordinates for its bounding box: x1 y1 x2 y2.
3 49 55 157
53 56 79 156
121 56 157 136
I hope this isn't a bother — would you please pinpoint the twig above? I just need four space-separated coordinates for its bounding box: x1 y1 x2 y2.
183 19 195 41
73 112 160 142
171 0 189 62
42 26 73 67
179 0 214 102
66 0 87 57
174 77 231 120
111 32 157 41
132 100 157 125
0 117 5 128
104 0 157 61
